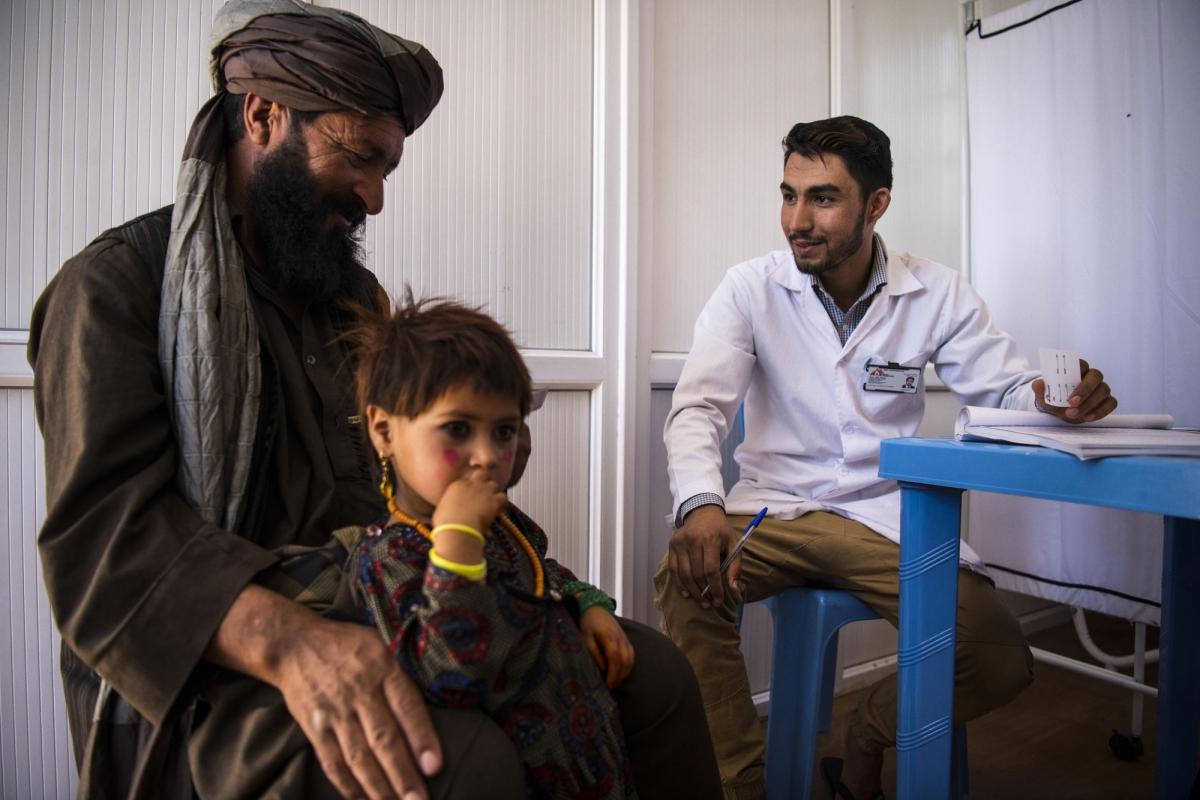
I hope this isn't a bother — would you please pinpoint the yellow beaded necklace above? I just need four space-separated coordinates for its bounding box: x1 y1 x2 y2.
388 503 545 599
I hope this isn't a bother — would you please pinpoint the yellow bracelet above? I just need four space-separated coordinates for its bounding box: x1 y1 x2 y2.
428 548 487 581
431 523 486 544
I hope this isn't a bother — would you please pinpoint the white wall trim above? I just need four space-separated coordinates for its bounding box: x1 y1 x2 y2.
611 0 646 613
828 0 843 116
523 351 606 389
5 332 603 394
588 0 610 590
958 0 975 284
589 0 644 599
629 0 660 624
1 330 33 389
648 351 685 387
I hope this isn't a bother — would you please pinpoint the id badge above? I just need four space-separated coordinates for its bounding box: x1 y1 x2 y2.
863 360 920 394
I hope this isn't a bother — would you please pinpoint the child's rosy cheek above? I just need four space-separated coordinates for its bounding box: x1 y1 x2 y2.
442 448 460 465
500 447 514 464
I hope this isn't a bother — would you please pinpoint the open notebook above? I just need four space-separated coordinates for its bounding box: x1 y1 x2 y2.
954 407 1200 460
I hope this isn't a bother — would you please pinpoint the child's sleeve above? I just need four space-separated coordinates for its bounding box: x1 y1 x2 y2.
506 504 618 619
350 526 531 709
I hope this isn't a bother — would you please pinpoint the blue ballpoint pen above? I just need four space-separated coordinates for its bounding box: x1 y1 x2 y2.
702 506 768 598
720 506 769 573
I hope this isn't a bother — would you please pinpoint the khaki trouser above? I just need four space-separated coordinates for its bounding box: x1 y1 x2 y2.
654 511 1033 800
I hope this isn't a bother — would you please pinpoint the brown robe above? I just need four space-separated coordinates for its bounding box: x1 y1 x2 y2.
28 205 386 796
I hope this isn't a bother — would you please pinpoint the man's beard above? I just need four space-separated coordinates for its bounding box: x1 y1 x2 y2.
248 134 368 304
790 209 868 277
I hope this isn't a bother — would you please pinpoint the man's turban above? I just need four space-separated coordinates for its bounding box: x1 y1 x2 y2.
211 0 443 134
161 2 442 533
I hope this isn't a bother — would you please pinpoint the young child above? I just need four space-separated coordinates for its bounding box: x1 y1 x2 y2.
343 296 637 799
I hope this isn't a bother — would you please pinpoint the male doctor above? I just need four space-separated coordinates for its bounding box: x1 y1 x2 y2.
655 116 1117 800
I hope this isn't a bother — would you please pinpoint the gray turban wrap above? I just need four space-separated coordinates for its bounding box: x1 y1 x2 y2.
159 0 442 531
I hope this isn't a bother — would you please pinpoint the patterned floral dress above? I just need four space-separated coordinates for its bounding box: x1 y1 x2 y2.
349 504 636 800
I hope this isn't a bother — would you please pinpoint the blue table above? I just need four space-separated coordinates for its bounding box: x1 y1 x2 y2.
879 438 1200 799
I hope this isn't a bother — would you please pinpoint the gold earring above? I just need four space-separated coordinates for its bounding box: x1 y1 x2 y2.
378 452 394 503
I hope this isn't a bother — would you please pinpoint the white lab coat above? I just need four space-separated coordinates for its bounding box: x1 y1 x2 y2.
664 244 1040 568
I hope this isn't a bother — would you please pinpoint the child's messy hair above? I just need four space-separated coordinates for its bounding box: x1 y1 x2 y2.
347 289 533 419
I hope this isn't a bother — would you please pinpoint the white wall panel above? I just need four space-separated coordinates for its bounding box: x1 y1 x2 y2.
2 0 223 330
1 390 71 800
647 0 829 354
508 390 591 579
836 0 966 270
328 0 594 351
2 0 594 350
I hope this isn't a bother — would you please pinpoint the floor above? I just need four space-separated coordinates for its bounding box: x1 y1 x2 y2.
809 612 1176 800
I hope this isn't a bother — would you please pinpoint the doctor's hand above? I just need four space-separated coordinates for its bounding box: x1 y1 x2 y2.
668 504 741 609
1033 358 1118 423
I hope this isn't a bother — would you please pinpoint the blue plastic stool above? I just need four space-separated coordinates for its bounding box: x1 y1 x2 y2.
758 587 970 799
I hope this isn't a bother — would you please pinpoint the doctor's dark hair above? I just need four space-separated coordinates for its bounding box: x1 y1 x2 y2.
346 290 532 420
782 116 893 200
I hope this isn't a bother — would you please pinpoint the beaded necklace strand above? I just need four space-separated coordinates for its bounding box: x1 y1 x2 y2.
388 504 545 599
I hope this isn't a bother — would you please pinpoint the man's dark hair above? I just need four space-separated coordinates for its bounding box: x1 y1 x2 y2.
782 116 893 199
221 92 322 145
349 293 533 420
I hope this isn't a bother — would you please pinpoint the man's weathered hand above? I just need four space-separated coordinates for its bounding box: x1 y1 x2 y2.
667 505 740 608
206 585 442 800
1033 358 1118 423
278 618 440 800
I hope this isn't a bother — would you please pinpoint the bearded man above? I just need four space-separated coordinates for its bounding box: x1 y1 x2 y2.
657 116 1119 800
27 2 522 798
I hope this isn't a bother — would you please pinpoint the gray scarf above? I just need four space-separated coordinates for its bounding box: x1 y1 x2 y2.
158 0 442 530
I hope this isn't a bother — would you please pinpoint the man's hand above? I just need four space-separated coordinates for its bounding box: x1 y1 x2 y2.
667 504 740 608
579 607 635 689
1033 358 1118 423
278 619 439 800
207 585 442 800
